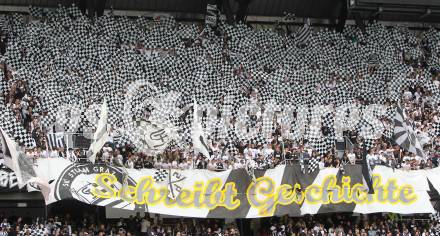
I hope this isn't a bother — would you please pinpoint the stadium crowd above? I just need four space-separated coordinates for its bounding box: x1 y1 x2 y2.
4 77 440 172
0 214 239 236
0 4 440 236
0 5 439 173
0 213 439 236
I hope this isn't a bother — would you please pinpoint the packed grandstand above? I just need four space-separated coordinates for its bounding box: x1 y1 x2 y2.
1 213 440 236
0 7 440 171
0 1 440 236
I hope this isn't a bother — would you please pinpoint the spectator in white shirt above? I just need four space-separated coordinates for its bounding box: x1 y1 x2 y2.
41 149 50 158
366 149 378 166
125 156 134 169
319 157 325 169
49 148 59 158
261 143 274 159
234 159 245 169
140 217 151 236
347 151 356 164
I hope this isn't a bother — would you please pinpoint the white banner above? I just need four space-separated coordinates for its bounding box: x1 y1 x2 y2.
27 161 438 218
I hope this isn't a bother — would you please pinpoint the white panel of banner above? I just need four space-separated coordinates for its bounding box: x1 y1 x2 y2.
28 161 440 218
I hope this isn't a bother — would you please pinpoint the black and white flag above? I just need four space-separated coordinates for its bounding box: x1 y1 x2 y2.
33 161 437 218
0 128 34 188
87 99 109 163
192 99 211 159
299 152 319 174
361 141 374 194
295 18 312 46
47 133 66 150
393 106 425 159
205 4 218 28
0 128 49 199
136 120 172 154
153 169 186 199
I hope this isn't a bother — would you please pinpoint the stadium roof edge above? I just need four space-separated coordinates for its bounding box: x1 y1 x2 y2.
0 4 439 29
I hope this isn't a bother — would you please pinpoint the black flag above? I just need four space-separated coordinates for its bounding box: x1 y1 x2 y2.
361 142 374 194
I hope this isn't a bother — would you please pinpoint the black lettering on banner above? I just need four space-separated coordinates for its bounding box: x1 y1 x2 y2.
0 169 20 191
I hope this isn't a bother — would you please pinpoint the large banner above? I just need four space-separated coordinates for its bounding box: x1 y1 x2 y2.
0 165 41 193
29 159 440 218
0 166 24 193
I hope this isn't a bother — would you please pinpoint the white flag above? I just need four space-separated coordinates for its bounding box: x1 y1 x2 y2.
192 98 210 159
0 128 35 188
27 176 51 203
136 120 172 153
87 99 109 163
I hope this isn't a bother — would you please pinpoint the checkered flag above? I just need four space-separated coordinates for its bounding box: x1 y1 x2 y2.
432 122 440 137
29 6 44 18
283 12 296 22
308 158 320 173
430 212 440 223
153 169 168 182
67 4 83 19
152 169 186 199
299 153 320 174
30 227 47 236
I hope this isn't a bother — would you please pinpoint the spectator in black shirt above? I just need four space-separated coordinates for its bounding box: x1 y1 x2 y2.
143 158 154 169
134 158 143 169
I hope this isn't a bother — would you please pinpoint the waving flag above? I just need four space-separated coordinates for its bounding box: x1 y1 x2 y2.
296 18 312 46
361 141 374 194
0 128 50 201
87 99 109 163
47 132 66 149
205 4 218 27
0 128 35 188
136 120 172 153
393 106 425 159
192 98 211 159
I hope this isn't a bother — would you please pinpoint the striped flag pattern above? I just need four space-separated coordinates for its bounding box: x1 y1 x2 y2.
393 106 425 158
295 18 312 46
47 133 66 149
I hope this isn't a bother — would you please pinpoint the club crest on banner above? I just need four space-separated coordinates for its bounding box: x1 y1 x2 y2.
54 164 144 210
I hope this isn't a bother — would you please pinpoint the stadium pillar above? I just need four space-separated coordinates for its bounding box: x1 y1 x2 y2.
220 0 234 24
77 0 87 15
96 0 106 17
236 218 251 236
235 0 251 23
353 12 366 33
85 0 107 18
336 0 348 32
208 0 251 25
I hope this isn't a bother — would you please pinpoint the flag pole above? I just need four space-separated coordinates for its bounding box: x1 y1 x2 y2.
361 138 374 194
44 204 48 221
280 137 285 164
